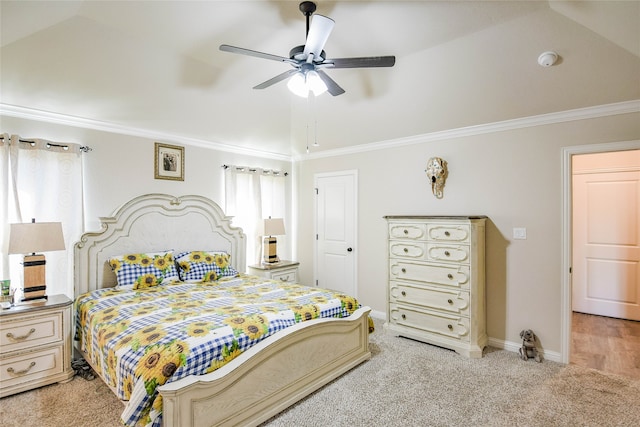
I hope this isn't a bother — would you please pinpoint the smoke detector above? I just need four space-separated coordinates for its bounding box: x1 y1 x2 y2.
538 51 558 67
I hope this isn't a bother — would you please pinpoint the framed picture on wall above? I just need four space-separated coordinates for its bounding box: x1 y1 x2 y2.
154 142 184 181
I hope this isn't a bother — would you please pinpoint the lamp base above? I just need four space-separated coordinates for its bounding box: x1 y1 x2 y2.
263 236 280 264
22 254 48 301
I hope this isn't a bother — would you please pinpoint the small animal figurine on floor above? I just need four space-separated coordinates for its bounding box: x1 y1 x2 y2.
519 329 542 362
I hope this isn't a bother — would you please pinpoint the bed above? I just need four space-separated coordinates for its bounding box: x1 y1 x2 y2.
74 193 371 427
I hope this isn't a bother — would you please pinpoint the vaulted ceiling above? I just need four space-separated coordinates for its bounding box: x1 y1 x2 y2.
1 1 639 158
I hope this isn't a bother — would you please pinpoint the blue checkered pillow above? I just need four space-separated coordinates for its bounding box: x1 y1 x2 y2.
108 251 180 290
174 251 239 282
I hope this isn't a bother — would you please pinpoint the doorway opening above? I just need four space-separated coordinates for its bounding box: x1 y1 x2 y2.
562 140 640 367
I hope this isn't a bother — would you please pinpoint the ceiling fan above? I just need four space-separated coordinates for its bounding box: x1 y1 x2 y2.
219 1 395 97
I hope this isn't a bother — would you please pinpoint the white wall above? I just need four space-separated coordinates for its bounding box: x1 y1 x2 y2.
294 112 640 356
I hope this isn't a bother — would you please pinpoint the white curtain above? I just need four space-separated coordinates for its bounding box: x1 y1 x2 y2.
224 166 286 269
0 134 85 299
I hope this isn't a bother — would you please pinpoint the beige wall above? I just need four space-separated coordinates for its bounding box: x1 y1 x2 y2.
294 112 640 356
1 116 294 258
4 110 640 357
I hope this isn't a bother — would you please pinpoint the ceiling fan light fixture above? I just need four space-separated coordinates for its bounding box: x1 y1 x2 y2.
287 72 308 97
306 70 327 96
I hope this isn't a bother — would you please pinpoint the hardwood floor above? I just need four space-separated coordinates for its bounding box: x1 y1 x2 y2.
571 311 640 380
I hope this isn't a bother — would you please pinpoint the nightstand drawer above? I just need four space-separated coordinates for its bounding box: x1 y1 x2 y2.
0 311 62 354
271 268 297 282
0 345 64 388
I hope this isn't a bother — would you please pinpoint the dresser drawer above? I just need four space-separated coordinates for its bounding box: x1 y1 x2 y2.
390 282 469 316
389 223 427 240
389 241 427 260
427 244 470 264
389 261 469 290
271 268 297 282
427 224 470 242
389 303 470 342
0 345 64 388
0 312 62 354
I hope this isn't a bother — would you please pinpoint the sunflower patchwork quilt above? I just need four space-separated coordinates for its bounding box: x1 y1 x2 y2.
74 275 361 427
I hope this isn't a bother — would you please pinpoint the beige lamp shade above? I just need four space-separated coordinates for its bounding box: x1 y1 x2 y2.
8 221 66 255
262 218 285 236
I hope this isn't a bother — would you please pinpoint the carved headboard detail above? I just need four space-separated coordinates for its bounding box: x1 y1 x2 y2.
74 194 246 296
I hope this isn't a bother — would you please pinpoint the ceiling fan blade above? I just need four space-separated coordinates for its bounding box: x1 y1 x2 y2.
220 44 294 64
325 56 396 69
253 69 299 90
303 15 335 59
316 70 345 96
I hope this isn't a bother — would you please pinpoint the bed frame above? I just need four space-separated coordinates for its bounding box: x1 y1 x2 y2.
74 193 371 426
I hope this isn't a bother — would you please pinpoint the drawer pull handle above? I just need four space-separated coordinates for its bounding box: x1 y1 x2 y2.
447 299 453 304
403 229 408 234
447 324 453 330
444 231 450 236
447 274 454 280
7 362 36 376
281 276 290 282
403 248 408 253
401 291 406 296
401 314 406 319
444 251 450 257
401 268 406 273
6 328 36 341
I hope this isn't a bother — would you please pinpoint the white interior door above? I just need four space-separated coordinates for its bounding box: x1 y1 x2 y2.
314 171 357 296
572 150 640 320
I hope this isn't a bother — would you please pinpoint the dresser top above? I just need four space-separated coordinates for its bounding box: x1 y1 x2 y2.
384 215 488 220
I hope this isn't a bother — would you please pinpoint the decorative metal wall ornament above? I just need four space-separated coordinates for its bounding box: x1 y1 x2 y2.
425 157 448 198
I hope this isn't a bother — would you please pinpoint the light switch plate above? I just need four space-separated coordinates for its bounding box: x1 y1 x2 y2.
513 227 527 240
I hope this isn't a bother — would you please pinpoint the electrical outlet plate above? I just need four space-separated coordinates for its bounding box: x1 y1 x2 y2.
513 227 527 240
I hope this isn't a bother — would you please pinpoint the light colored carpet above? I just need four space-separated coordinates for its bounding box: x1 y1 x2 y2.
2 319 639 427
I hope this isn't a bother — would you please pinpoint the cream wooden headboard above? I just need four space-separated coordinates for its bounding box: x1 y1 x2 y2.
74 194 246 296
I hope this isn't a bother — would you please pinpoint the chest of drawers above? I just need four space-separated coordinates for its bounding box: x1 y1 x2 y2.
384 216 487 358
0 294 74 397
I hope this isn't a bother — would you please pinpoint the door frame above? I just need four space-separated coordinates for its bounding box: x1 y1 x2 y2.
313 169 358 295
561 139 640 363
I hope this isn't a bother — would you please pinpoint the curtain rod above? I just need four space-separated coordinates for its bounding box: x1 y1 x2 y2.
222 164 288 177
0 135 91 152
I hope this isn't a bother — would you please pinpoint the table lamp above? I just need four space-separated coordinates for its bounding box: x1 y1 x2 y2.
8 219 65 301
262 218 285 264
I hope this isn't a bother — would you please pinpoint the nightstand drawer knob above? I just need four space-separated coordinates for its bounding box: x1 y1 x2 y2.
403 229 408 234
403 248 408 253
401 314 406 319
448 324 453 330
401 291 406 296
401 268 406 273
6 328 36 341
447 274 454 280
444 251 450 257
447 299 453 304
7 361 36 376
444 231 450 236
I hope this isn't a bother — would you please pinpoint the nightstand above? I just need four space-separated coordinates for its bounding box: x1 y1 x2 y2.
247 261 300 282
0 294 75 397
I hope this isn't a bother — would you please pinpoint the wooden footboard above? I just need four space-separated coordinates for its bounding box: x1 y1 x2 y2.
158 306 372 427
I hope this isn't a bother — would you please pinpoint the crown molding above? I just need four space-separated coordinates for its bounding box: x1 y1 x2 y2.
0 103 292 162
295 99 640 161
2 100 638 163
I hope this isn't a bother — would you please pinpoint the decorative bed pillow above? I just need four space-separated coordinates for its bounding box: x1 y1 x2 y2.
174 251 239 282
108 251 180 290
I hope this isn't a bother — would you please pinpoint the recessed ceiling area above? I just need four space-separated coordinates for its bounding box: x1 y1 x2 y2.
1 1 638 157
